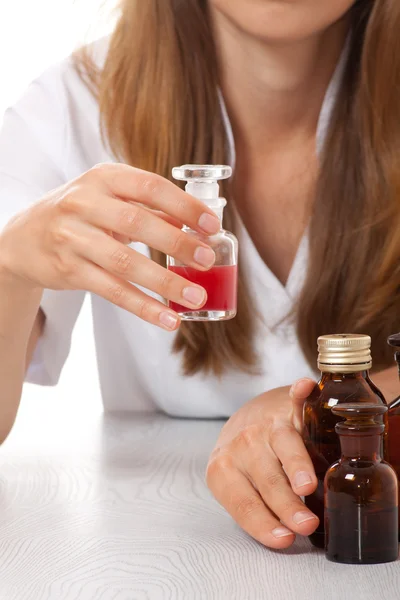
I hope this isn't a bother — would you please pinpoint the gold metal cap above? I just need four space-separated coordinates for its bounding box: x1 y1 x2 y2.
317 334 372 373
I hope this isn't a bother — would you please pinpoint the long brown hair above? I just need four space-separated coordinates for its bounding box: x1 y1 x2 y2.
76 0 400 375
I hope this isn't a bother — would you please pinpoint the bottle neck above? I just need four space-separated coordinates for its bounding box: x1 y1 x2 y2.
339 431 383 462
320 370 370 384
209 206 224 223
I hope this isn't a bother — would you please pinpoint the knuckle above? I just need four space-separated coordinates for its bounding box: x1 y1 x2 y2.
168 190 188 216
109 248 133 275
289 452 308 466
139 172 164 199
106 283 127 307
168 231 187 256
235 495 264 520
235 424 264 450
205 462 217 486
53 254 78 279
118 206 145 237
89 163 111 179
49 219 73 246
156 272 175 297
81 163 115 188
278 499 298 514
265 471 287 490
206 453 234 484
135 297 152 322
263 415 274 431
169 194 187 215
57 187 83 214
269 424 295 446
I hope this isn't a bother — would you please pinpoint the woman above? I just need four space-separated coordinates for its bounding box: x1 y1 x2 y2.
0 0 399 550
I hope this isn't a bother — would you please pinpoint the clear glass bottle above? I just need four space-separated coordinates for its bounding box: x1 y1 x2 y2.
303 334 387 549
325 403 398 564
167 165 238 321
386 333 400 540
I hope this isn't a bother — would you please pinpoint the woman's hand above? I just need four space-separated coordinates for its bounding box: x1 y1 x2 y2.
206 379 319 549
0 163 221 330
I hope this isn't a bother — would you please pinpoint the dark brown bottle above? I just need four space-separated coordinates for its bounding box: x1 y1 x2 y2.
303 334 387 549
325 403 398 564
386 333 400 541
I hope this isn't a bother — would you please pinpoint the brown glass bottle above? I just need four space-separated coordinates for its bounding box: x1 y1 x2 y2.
325 403 398 564
303 334 387 549
386 333 400 541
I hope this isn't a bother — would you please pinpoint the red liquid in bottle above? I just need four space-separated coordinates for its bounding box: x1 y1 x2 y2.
168 265 237 313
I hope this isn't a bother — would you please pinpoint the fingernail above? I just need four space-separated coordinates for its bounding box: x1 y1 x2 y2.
289 384 296 399
198 213 220 234
193 246 215 268
182 286 206 307
272 527 294 539
292 511 318 525
293 471 313 489
159 311 179 330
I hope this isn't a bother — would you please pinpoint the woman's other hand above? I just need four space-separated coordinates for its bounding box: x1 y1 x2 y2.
206 379 319 548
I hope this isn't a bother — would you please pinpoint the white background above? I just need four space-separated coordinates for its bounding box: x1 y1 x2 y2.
0 1 115 424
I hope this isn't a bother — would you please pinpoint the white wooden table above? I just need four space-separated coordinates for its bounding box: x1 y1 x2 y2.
0 401 399 600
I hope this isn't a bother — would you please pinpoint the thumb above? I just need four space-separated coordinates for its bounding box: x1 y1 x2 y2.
289 378 317 432
289 378 317 402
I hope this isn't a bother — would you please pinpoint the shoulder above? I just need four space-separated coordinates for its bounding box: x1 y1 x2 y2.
0 37 112 192
10 36 110 119
3 37 112 178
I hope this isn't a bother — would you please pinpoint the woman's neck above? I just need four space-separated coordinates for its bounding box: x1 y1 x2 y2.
210 9 352 155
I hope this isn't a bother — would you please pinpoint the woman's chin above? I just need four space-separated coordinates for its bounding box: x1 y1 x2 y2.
209 0 354 46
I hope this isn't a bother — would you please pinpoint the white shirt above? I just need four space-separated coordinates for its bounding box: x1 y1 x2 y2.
0 39 348 417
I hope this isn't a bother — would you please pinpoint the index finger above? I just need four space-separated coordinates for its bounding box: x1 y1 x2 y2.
86 163 221 235
207 455 296 549
270 424 318 497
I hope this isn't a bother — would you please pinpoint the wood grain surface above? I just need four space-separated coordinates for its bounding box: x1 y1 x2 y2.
0 402 398 600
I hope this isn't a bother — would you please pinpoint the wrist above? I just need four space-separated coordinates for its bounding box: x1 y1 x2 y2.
0 263 43 296
0 261 43 336
0 244 42 295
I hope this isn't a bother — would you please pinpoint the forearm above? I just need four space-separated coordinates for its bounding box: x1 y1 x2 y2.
0 265 43 442
371 366 399 404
